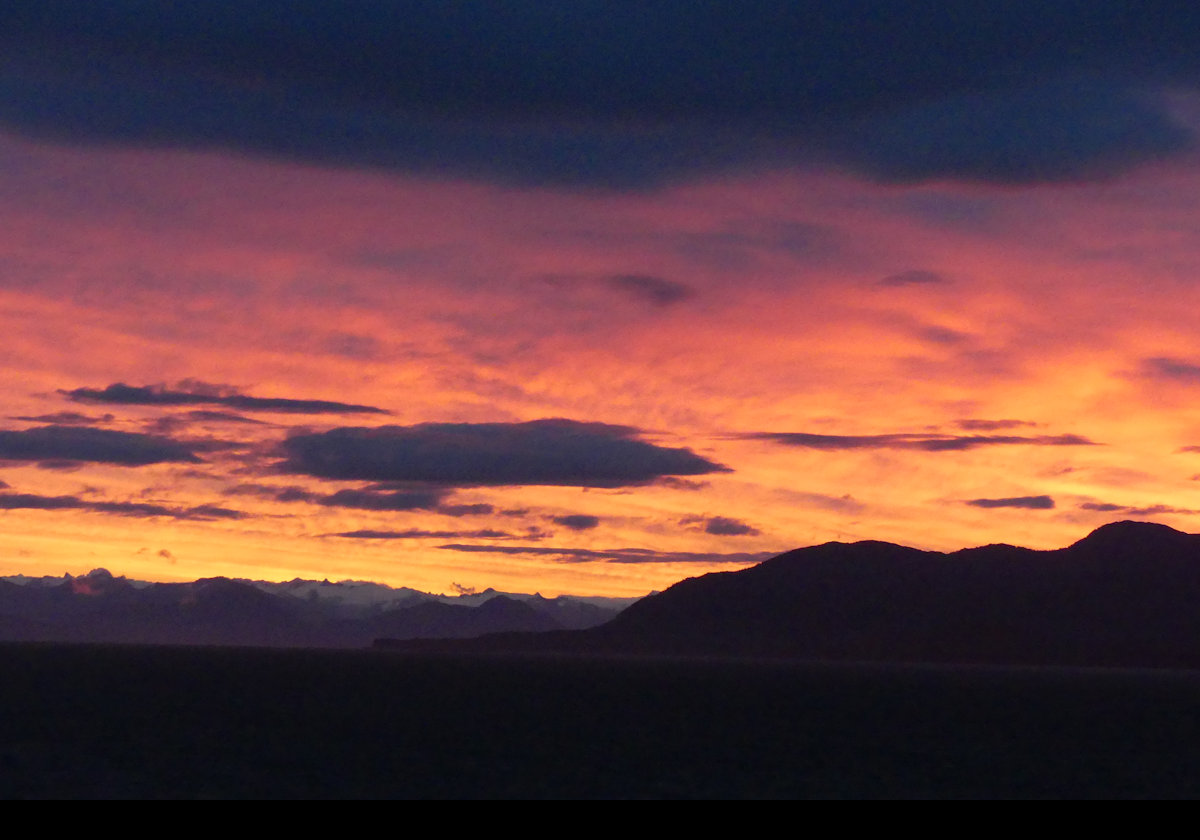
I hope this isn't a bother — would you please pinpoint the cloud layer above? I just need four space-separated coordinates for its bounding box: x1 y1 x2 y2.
3 2 1197 186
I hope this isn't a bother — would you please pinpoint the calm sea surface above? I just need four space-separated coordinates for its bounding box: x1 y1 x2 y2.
2 643 1199 798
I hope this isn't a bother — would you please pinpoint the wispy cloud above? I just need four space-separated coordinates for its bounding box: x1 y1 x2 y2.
438 544 778 565
955 419 1038 432
330 528 542 541
1141 357 1200 384
744 432 1096 452
876 269 948 287
965 495 1055 510
65 382 389 415
1079 501 1200 516
605 274 694 307
0 492 247 520
10 411 114 426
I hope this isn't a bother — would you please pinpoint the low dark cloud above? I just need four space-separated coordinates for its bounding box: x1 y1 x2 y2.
224 483 313 503
65 382 388 415
180 504 245 520
746 431 1096 452
184 410 267 425
1080 501 1200 516
34 460 86 471
317 488 447 512
681 515 760 536
438 504 495 517
281 419 728 487
1141 357 1200 384
655 477 711 491
605 275 693 307
966 495 1055 510
956 419 1038 432
3 3 1197 187
831 78 1191 184
0 492 247 520
323 333 383 361
224 482 477 514
877 270 948 288
10 411 114 426
0 425 200 466
537 273 694 310
438 544 778 565
331 528 529 540
551 514 601 531
919 326 970 345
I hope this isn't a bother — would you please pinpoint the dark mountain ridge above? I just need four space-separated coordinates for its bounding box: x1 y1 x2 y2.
387 521 1200 668
0 571 625 648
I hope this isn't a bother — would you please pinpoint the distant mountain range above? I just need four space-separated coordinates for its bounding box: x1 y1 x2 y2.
384 521 1200 669
0 571 636 648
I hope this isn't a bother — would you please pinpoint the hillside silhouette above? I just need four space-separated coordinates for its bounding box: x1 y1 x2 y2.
384 521 1200 668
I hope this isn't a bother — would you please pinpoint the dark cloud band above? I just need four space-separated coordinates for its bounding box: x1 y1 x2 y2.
0 425 200 465
966 495 1055 510
680 515 760 536
331 528 529 540
0 492 245 520
746 431 1096 452
1080 501 1199 516
65 383 388 415
438 543 777 565
280 419 728 487
551 514 601 531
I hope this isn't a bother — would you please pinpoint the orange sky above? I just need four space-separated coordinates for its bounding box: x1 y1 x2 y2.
4 127 1200 596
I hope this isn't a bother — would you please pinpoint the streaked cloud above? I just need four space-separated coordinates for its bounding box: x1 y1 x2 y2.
1141 357 1200 384
0 492 246 520
1079 501 1200 516
330 528 540 541
745 432 1097 452
65 383 388 415
955 419 1038 432
877 269 948 287
10 411 114 426
965 496 1056 510
605 275 693 307
438 544 778 565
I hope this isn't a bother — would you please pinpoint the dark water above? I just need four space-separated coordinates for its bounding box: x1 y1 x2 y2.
3 642 1200 798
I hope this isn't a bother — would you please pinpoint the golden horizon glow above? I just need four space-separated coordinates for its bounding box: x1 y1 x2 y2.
5 134 1200 597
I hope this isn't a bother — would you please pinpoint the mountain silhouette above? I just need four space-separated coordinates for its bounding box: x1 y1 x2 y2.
0 573 624 648
390 521 1200 668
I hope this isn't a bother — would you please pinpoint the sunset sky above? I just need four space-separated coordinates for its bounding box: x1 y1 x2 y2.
5 2 1200 596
